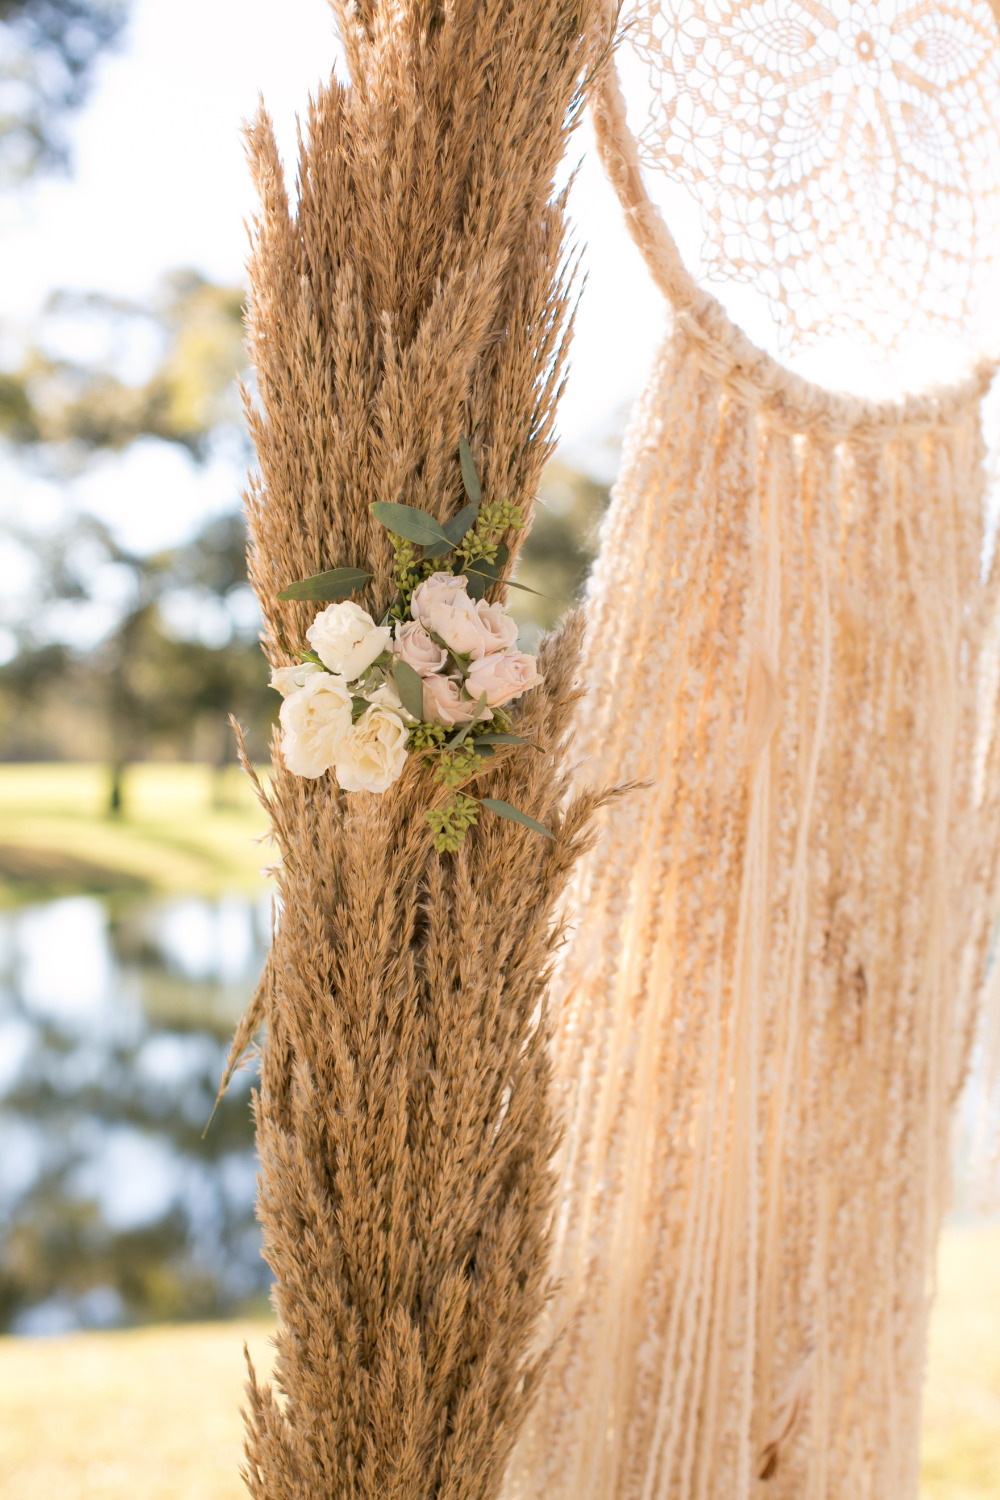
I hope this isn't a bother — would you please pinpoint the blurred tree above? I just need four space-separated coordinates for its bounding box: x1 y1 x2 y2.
0 0 128 183
0 269 265 806
509 457 610 636
0 511 275 807
0 270 247 456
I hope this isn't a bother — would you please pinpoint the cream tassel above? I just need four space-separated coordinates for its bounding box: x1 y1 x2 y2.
503 320 1000 1498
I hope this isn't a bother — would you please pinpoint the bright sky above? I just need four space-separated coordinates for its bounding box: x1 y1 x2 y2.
0 0 666 559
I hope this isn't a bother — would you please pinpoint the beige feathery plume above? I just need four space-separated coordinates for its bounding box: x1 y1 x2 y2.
232 2 614 1495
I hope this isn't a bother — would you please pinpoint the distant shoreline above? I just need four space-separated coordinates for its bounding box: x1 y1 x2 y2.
0 762 270 906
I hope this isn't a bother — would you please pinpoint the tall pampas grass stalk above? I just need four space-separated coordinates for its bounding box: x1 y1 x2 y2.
231 2 614 1495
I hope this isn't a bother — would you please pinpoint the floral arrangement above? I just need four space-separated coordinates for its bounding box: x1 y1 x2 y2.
270 441 551 851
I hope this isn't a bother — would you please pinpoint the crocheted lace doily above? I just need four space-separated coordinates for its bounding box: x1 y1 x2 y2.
621 0 1000 352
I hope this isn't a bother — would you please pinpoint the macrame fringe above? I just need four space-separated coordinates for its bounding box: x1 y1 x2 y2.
502 322 1000 1500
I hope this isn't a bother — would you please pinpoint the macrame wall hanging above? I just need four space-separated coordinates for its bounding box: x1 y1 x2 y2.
505 4 1000 1498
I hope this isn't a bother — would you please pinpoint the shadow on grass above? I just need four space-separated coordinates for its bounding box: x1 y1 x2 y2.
0 844 151 903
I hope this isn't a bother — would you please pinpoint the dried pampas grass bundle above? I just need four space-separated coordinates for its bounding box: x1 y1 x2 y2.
232 1 614 1495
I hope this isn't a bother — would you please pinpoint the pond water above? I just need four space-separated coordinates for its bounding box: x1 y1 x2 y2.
4 890 992 1341
0 893 272 1335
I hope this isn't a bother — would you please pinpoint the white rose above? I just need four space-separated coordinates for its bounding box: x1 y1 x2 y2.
421 673 492 727
279 674 353 778
465 649 543 707
393 620 448 676
269 661 323 697
475 599 519 654
362 677 417 724
306 600 392 680
334 705 409 794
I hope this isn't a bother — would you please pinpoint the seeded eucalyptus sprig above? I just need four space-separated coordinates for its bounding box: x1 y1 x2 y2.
427 794 481 853
417 732 552 854
408 722 448 752
387 532 434 609
428 744 486 851
278 436 555 612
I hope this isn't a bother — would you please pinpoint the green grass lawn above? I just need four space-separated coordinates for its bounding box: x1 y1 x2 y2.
921 1221 1000 1498
0 1319 275 1500
0 1224 995 1497
0 762 272 904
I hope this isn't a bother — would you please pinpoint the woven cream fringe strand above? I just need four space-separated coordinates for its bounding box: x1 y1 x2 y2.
502 61 1000 1500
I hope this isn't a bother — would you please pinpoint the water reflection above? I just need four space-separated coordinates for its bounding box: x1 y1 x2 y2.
0 893 271 1335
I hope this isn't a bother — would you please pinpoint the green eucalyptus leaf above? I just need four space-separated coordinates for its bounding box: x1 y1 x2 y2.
447 695 488 748
465 570 486 601
351 696 370 720
391 659 425 721
423 500 482 559
469 541 565 602
499 575 564 603
278 567 372 602
459 437 482 503
426 630 471 677
370 502 452 547
478 798 554 840
473 732 528 746
444 500 480 544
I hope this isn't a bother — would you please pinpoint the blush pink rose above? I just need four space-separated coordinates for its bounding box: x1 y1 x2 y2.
433 597 494 658
409 571 493 659
475 599 519 654
421 673 491 727
409 571 469 618
393 620 447 676
465 650 543 707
